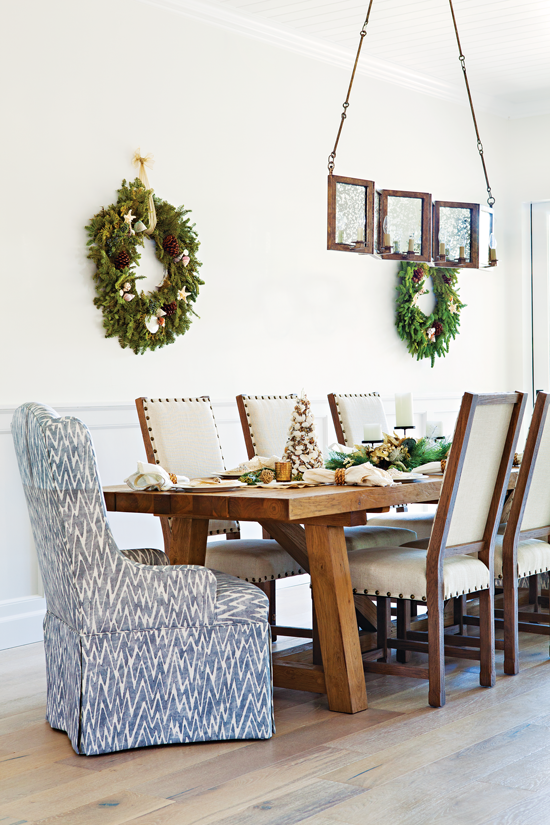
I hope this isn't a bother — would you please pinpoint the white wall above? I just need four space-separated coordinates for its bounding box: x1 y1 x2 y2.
1 0 543 647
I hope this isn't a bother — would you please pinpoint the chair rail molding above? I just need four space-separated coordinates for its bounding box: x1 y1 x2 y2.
0 394 460 649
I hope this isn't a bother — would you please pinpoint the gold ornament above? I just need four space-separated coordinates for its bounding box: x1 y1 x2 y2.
260 469 275 484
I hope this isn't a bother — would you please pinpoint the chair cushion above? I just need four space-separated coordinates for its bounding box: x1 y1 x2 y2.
343 525 417 552
206 540 303 582
367 512 435 540
494 534 550 579
348 546 491 601
213 572 269 624
208 519 239 536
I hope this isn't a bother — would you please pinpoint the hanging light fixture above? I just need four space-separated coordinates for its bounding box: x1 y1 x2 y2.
326 0 497 267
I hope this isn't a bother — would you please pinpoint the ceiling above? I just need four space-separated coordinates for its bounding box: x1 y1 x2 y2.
146 0 550 117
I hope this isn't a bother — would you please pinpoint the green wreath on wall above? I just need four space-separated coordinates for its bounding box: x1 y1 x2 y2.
395 262 465 368
86 179 203 354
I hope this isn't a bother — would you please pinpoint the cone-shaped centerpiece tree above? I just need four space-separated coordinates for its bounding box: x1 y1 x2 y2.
283 393 324 476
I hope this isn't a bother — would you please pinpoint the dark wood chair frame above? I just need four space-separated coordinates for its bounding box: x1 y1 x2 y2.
364 391 526 707
477 391 550 675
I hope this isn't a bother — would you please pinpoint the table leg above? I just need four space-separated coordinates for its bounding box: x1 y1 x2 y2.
305 524 367 714
169 518 209 566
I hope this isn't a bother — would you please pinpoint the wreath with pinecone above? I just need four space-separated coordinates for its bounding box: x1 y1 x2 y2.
86 179 203 354
395 262 465 367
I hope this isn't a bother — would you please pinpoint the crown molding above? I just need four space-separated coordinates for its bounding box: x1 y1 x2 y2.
136 0 547 119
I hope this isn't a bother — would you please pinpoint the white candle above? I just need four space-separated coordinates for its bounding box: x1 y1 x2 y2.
337 229 344 243
459 245 465 259
439 241 445 256
383 232 391 248
357 226 364 242
489 247 497 261
426 420 444 438
408 237 415 252
395 392 414 427
363 423 382 441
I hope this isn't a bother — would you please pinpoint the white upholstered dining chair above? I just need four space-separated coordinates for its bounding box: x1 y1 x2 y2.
348 391 526 707
489 391 550 675
136 396 309 640
328 392 435 540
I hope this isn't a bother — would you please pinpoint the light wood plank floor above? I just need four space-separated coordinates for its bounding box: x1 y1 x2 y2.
1 586 549 825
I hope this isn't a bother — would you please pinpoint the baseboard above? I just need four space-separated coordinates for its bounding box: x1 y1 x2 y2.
0 596 46 650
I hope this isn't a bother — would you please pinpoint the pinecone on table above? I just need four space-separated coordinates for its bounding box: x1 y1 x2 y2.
163 235 180 257
114 249 130 270
412 267 424 283
162 301 177 317
433 321 443 337
260 469 275 484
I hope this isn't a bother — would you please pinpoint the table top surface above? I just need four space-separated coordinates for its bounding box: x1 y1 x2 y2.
103 478 444 522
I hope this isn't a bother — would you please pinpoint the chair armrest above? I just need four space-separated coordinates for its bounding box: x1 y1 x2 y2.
81 549 217 634
121 547 169 565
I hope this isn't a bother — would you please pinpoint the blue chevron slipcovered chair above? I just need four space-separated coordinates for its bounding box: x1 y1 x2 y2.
11 403 274 755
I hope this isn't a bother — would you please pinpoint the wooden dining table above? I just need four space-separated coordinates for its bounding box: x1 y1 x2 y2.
104 477 445 714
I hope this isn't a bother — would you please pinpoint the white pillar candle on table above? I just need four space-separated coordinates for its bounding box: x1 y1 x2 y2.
395 392 414 427
426 420 444 438
363 423 382 441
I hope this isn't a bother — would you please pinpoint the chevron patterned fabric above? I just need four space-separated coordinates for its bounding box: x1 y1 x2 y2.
12 403 274 755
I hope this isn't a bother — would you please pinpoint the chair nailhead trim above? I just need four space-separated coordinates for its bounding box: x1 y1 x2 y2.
353 588 357 594
399 594 404 598
422 596 427 601
375 590 380 595
363 589 368 594
386 592 391 596
410 595 415 599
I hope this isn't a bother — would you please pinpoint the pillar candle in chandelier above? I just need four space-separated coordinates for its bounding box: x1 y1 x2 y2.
395 393 414 427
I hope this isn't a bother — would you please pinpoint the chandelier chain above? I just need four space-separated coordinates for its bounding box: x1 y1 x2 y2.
328 0 375 173
327 0 496 208
448 0 495 206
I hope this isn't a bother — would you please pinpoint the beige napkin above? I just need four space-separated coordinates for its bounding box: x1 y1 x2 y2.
302 463 395 487
328 442 355 455
387 468 428 480
125 462 189 491
413 461 444 474
226 455 281 474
